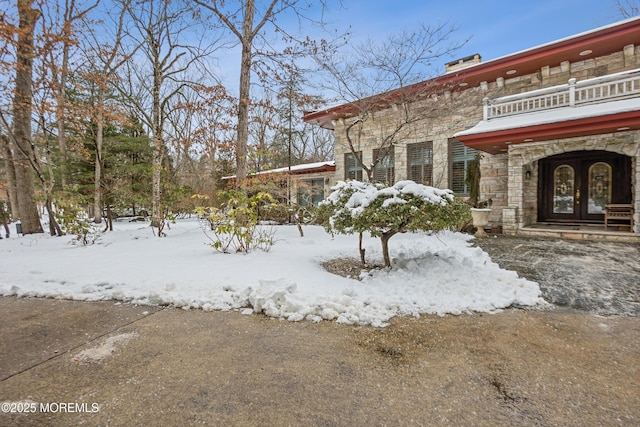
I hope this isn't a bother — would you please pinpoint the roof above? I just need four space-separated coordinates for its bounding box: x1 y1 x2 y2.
303 16 640 130
454 98 640 154
222 161 336 181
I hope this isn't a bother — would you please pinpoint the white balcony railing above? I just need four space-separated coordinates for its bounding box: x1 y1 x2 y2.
483 68 640 121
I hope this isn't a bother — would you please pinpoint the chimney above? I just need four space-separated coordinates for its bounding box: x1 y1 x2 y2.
445 54 482 73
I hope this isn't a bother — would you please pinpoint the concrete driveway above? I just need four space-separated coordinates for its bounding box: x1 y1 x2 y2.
1 235 639 426
475 235 640 316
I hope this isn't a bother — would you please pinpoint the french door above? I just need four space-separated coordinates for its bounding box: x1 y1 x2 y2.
539 151 631 223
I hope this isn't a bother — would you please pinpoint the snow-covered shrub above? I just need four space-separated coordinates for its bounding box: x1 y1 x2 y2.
194 191 278 254
54 201 103 246
318 180 471 267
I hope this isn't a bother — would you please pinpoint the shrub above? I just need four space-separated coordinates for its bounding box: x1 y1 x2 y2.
319 180 471 267
54 200 102 246
194 191 278 254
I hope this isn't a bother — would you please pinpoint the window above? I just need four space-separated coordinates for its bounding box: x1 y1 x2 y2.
407 142 433 186
298 178 325 207
373 147 395 185
449 138 478 194
345 151 363 181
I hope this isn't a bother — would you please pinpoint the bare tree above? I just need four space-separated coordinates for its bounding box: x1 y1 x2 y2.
23 0 101 236
77 0 130 224
297 123 333 162
0 0 43 234
40 0 99 190
167 83 235 199
248 98 279 172
116 0 218 232
273 71 332 165
615 0 639 17
315 23 468 183
193 0 340 187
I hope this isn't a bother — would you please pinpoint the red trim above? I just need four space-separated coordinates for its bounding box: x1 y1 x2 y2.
457 110 640 154
303 18 640 130
289 165 336 175
222 164 336 181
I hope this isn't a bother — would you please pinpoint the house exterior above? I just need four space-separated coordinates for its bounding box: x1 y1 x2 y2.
223 161 336 207
304 17 640 239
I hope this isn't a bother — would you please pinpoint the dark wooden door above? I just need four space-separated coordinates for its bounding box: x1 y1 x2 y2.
539 151 631 223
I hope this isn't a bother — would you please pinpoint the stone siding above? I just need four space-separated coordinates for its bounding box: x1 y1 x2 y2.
507 132 640 233
331 44 639 232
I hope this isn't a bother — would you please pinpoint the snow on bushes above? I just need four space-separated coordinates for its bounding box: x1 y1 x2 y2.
319 180 471 267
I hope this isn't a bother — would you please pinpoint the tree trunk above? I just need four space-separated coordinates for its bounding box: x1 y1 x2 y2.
359 232 366 266
12 0 43 235
380 230 397 268
151 135 163 229
235 0 255 188
93 88 104 223
105 202 113 232
56 33 70 189
44 196 63 236
150 56 163 230
1 135 20 220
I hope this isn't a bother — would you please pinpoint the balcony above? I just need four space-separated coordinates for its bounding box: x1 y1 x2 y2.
483 68 640 121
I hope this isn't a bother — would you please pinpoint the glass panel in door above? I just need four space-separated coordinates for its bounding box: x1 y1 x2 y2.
553 165 575 214
587 162 612 214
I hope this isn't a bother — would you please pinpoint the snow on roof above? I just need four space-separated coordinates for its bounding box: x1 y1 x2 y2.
454 97 640 138
222 161 336 180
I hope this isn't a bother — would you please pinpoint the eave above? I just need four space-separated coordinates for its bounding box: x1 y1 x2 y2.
289 164 336 175
456 110 640 154
222 162 336 181
303 17 640 131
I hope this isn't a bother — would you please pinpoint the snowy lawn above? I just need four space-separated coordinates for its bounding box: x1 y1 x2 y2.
0 218 543 327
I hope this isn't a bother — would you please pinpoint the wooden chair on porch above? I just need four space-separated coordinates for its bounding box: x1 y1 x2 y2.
604 204 634 230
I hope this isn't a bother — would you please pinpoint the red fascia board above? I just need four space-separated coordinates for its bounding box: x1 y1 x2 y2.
290 165 336 175
303 19 640 130
450 20 640 86
222 165 336 181
458 110 640 154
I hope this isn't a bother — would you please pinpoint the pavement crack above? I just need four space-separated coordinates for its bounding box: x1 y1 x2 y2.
1 305 166 382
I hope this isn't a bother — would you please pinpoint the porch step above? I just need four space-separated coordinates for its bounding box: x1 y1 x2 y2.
518 225 640 243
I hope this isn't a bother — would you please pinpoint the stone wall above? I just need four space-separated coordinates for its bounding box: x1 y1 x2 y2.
506 131 640 232
330 44 638 231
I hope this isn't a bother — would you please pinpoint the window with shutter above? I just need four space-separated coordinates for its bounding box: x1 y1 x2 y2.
345 152 363 181
449 138 478 194
407 142 433 186
373 147 395 185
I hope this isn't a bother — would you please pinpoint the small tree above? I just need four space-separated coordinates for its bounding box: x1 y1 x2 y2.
194 190 278 254
319 180 470 268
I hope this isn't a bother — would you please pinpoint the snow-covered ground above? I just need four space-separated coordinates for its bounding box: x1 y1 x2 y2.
0 218 543 327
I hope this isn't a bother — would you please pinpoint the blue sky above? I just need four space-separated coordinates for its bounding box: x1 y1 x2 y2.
210 0 632 93
330 0 629 64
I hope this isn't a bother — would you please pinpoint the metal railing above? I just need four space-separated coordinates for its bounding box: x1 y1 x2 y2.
483 68 640 120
